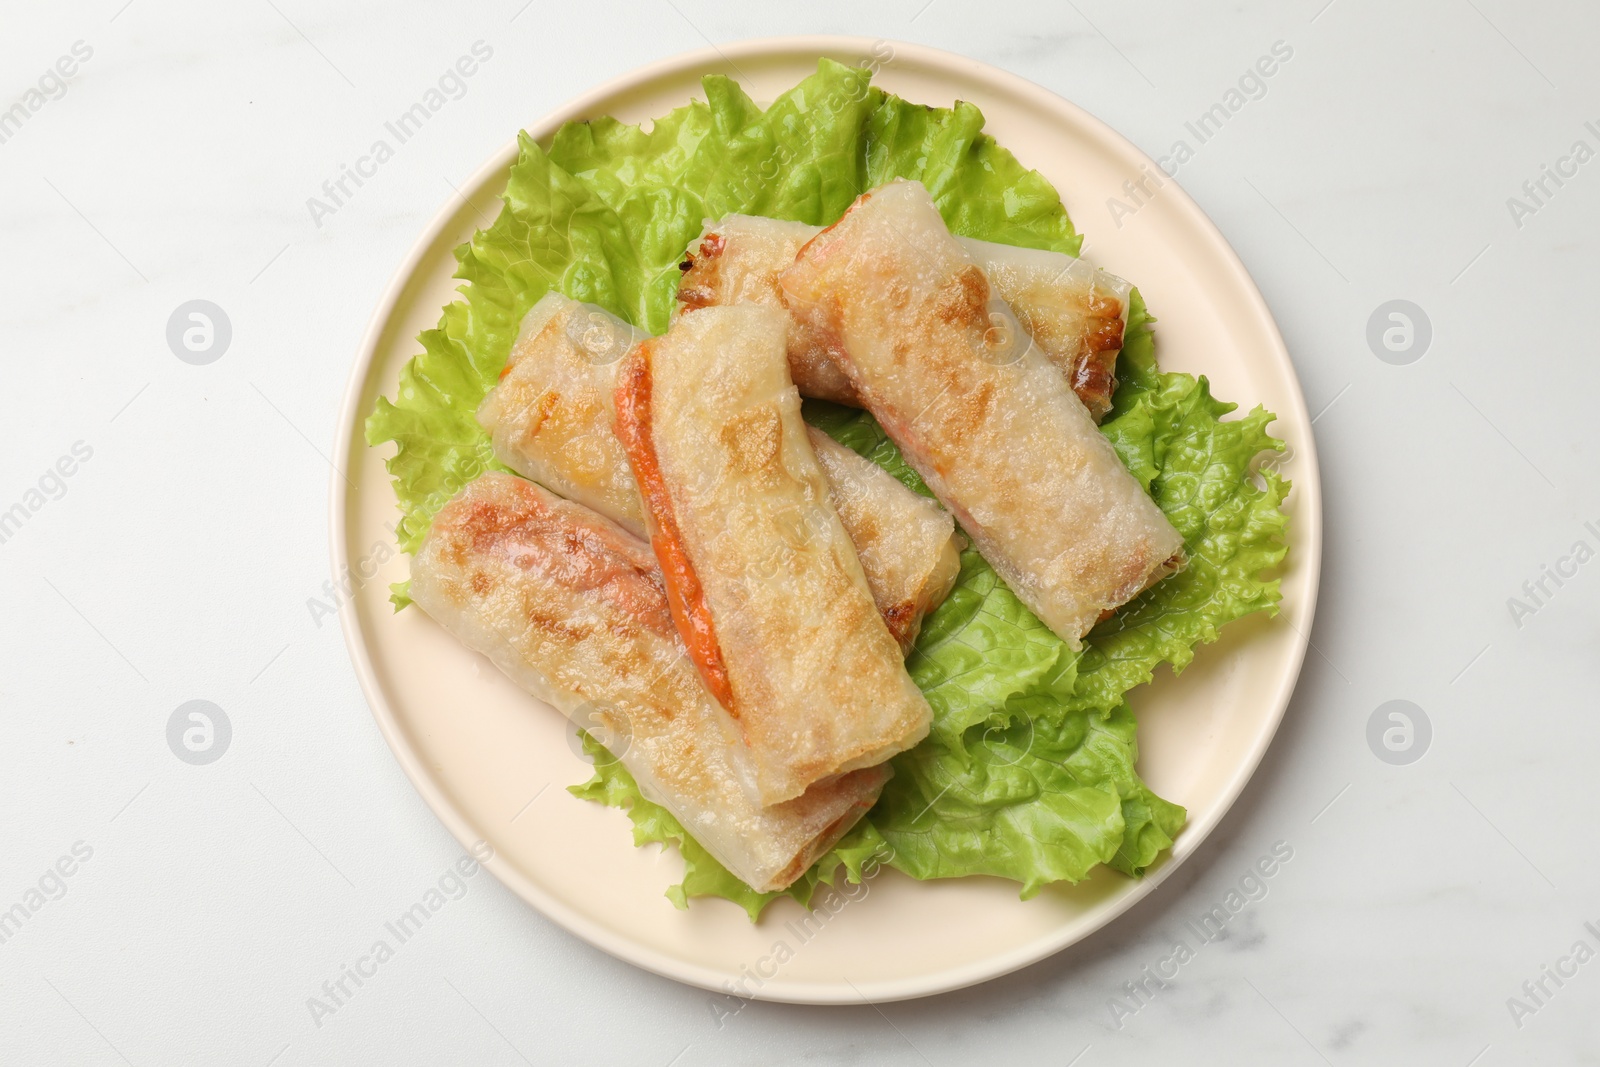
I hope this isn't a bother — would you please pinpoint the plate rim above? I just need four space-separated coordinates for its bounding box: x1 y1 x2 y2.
330 33 1323 1005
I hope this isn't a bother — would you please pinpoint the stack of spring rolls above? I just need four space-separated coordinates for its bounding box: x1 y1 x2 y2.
409 178 1185 894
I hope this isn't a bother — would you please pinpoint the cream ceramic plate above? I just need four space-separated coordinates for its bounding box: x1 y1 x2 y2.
332 36 1321 1005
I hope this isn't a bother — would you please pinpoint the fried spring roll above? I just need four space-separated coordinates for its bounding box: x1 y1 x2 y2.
614 305 932 806
676 215 1132 421
806 427 961 652
410 472 889 893
780 180 1185 649
955 237 1132 422
478 291 960 652
477 293 643 535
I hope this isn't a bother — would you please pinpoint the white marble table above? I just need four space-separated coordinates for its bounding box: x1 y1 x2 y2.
3 1 1595 1063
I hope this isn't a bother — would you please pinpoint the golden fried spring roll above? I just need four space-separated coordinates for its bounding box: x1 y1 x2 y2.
614 305 932 806
477 293 643 535
478 291 960 652
806 427 961 652
780 180 1185 649
677 215 1132 421
955 237 1132 422
410 472 888 893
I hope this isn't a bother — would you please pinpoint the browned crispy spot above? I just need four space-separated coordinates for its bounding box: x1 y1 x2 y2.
933 265 989 327
532 614 591 645
438 476 676 641
525 389 561 435
718 405 783 478
1073 356 1117 419
880 600 917 651
940 379 995 450
1070 292 1126 421
675 232 726 311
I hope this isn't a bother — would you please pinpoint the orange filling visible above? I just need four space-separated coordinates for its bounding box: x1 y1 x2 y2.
613 342 738 715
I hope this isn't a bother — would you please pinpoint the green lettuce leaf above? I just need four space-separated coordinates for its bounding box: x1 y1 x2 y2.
871 701 1177 893
368 58 1287 915
546 63 878 335
864 92 1082 255
1074 293 1291 712
365 129 642 564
